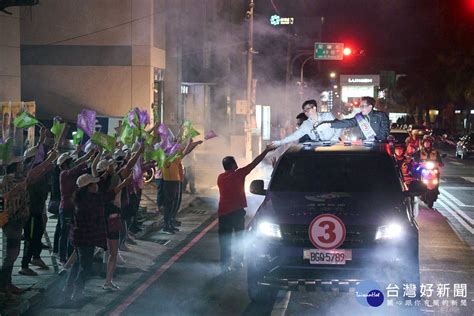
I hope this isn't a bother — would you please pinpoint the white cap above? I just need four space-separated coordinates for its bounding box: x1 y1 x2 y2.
96 159 112 173
76 174 100 188
23 146 37 159
57 153 72 166
113 149 126 159
122 145 129 152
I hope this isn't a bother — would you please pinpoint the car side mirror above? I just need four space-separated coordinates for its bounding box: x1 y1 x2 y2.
406 180 427 196
250 180 266 196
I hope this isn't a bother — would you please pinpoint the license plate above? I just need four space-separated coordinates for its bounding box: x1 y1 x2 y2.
303 249 352 265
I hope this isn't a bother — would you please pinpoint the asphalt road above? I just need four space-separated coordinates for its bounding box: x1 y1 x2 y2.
101 152 474 316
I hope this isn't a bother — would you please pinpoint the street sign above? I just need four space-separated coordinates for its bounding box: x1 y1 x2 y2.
314 42 344 60
309 214 346 249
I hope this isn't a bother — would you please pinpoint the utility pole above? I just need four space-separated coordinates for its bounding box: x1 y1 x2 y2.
245 0 254 161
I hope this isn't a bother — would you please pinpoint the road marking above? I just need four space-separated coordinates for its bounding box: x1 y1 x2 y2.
438 195 474 226
441 187 474 190
462 177 474 183
437 200 474 234
271 290 292 316
110 218 219 316
440 187 474 207
448 161 464 166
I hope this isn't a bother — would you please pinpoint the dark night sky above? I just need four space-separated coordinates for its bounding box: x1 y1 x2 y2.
253 0 439 76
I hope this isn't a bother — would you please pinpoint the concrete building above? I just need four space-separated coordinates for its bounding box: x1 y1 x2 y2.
0 8 21 101
20 0 166 120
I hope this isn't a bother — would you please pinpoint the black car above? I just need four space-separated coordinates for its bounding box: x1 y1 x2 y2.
456 133 474 159
247 142 423 302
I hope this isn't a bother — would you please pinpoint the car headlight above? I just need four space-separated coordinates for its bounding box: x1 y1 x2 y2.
258 222 282 239
375 224 403 240
425 161 435 170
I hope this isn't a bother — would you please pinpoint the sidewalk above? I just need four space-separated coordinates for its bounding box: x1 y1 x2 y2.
0 182 200 315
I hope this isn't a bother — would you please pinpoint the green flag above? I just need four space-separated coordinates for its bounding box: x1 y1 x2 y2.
182 120 200 139
120 123 139 146
13 112 39 129
145 147 166 168
72 129 84 145
91 132 116 152
51 120 66 137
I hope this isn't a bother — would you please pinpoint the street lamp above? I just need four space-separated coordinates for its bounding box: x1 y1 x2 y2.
333 85 338 89
299 56 314 102
329 72 336 79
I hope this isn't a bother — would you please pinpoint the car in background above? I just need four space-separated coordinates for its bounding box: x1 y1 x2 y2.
247 142 423 302
456 133 474 159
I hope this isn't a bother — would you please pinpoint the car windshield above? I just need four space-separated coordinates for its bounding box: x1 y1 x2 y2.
270 153 403 194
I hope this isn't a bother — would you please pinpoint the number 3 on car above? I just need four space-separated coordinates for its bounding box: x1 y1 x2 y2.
306 214 351 265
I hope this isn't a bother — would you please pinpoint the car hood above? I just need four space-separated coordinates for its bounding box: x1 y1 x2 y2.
257 191 405 226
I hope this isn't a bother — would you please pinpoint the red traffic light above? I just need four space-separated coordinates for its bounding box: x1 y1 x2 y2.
343 47 352 56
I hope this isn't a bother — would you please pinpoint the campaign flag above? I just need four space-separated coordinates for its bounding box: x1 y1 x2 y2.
72 129 85 145
13 112 39 129
77 109 96 137
91 132 115 152
204 130 218 140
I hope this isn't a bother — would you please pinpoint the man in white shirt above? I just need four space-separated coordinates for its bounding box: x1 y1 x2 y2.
270 100 340 147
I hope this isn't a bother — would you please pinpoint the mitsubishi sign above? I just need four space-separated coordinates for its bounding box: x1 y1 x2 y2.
339 74 380 102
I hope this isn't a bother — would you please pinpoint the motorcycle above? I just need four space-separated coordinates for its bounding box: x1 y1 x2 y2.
415 161 440 208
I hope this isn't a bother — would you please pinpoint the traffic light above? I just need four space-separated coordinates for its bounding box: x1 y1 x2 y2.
343 47 352 56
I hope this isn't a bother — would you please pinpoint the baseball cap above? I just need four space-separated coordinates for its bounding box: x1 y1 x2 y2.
23 146 37 159
96 159 113 173
57 153 72 166
76 174 100 188
113 149 126 159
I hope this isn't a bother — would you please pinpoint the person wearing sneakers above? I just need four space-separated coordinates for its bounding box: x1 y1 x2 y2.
18 145 58 276
58 148 97 265
64 173 131 301
161 139 203 235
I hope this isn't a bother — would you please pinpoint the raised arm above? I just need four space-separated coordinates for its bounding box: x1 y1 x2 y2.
271 120 312 147
119 143 145 178
239 144 276 175
91 150 102 177
113 174 133 194
26 150 59 185
75 147 96 166
182 140 203 157
330 116 358 129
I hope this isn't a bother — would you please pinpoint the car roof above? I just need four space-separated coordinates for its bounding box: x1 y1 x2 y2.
284 141 392 156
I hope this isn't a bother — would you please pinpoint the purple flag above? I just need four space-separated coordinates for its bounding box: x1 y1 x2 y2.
139 109 150 127
77 109 96 137
160 136 173 152
157 123 169 138
128 108 139 128
204 130 218 140
165 143 181 156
